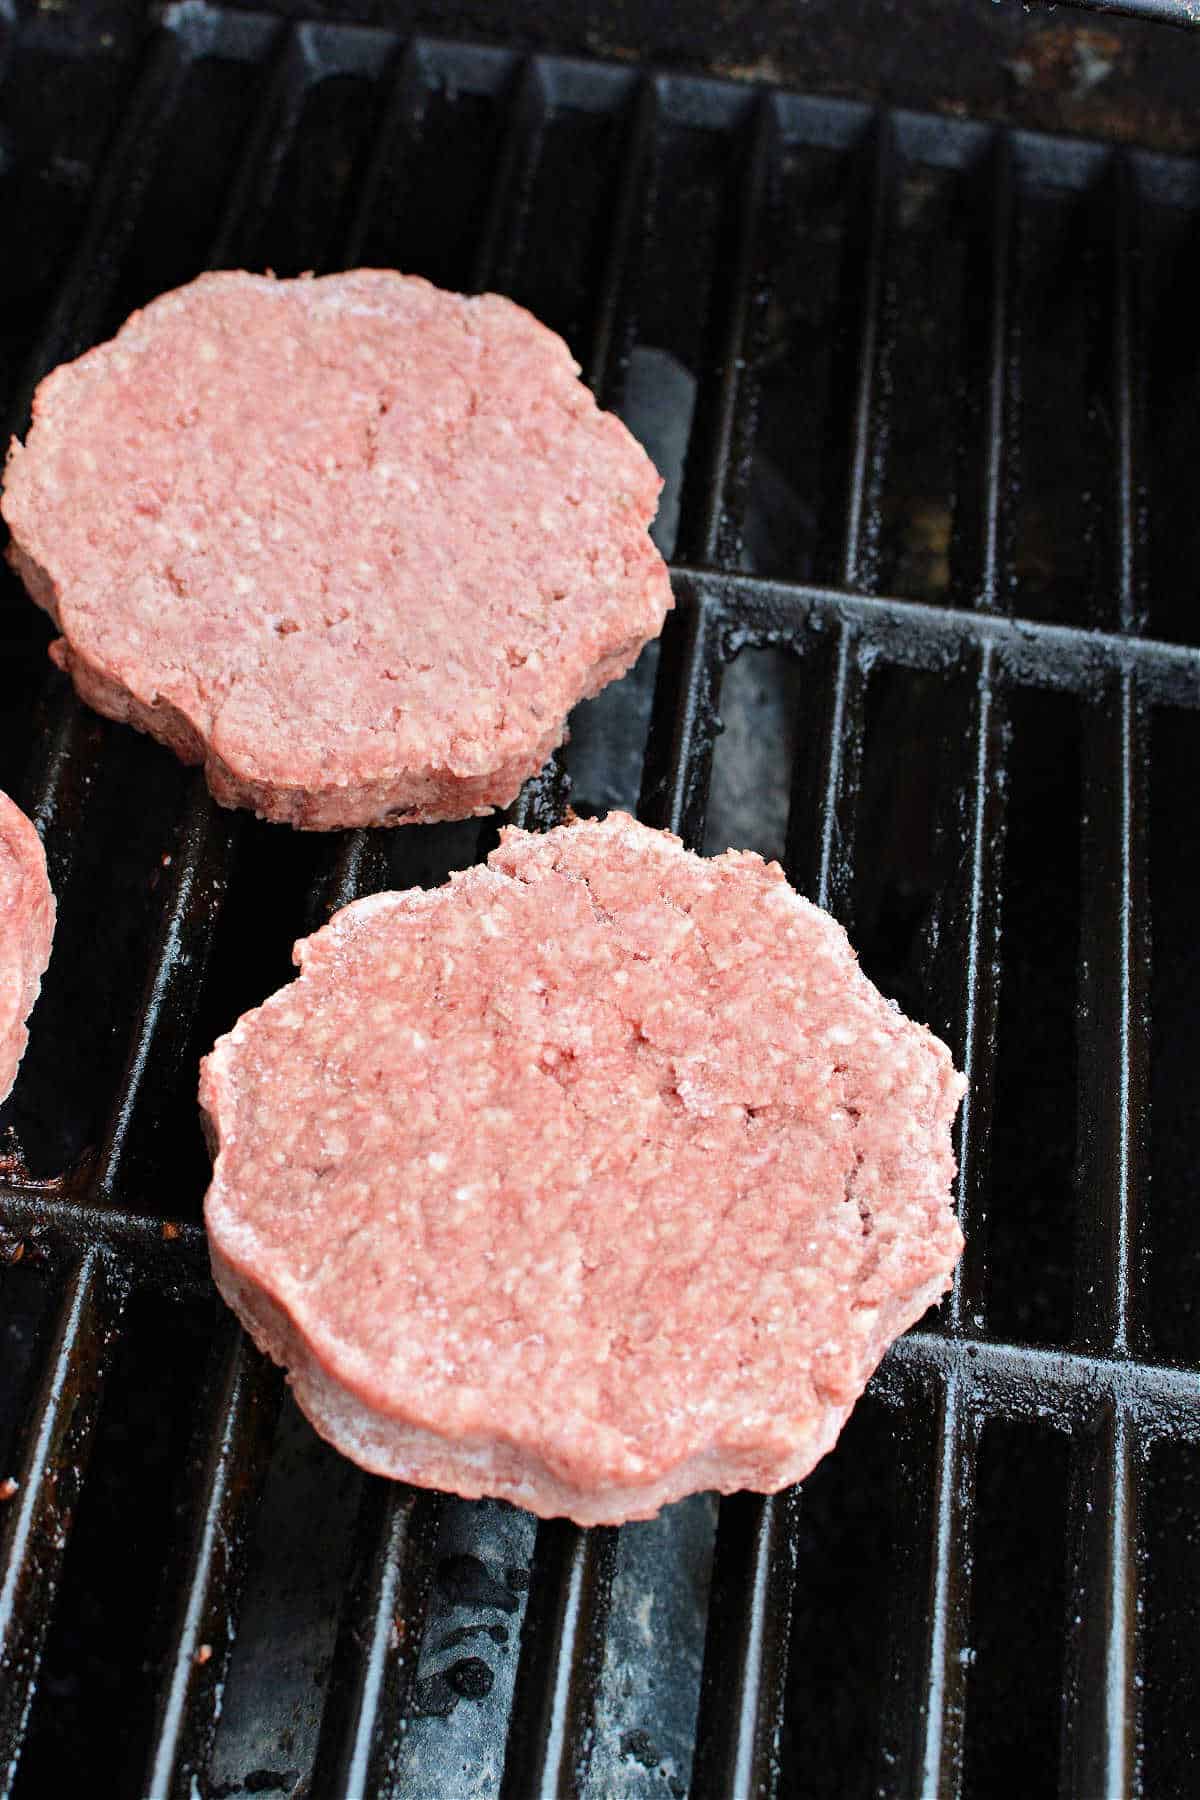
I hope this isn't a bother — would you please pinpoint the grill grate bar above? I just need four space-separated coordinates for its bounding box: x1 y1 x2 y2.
0 1189 208 1283
318 827 394 924
203 22 311 271
785 619 868 924
584 77 656 403
204 15 396 271
470 55 545 298
883 1332 1200 1432
674 93 774 569
873 1384 972 1797
690 1491 799 1800
141 1322 282 1800
679 567 1200 705
1112 676 1146 1351
311 1483 444 1800
1076 674 1149 1354
961 131 1016 613
639 583 721 848
19 697 94 859
944 648 1006 1334
840 114 893 593
508 747 573 833
338 41 431 270
1062 1404 1142 1798
1111 154 1147 634
980 130 1016 614
500 1522 618 1799
16 698 99 960
90 778 236 1208
0 1250 124 1799
913 1378 978 1799
1061 397 1151 1781
1049 0 1200 24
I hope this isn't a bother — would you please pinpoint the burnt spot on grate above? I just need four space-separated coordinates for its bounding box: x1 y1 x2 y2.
0 6 1198 1798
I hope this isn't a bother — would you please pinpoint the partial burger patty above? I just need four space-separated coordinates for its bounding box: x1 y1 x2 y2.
201 813 965 1525
2 272 672 828
0 791 54 1107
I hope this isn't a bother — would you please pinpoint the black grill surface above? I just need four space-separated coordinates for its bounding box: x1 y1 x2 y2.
1 6 1200 1798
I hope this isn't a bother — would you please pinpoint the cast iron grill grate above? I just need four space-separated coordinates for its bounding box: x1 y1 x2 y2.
1 5 1199 1797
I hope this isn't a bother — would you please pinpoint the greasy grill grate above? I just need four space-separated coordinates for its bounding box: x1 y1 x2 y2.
1053 0 1200 19
1053 1 1200 19
1 6 1199 1797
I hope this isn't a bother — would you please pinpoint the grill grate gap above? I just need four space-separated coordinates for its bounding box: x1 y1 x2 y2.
139 1323 282 1800
980 687 1082 1348
0 1251 122 1790
1140 1435 1200 1797
1061 1403 1142 1799
1146 703 1200 1366
963 1414 1072 1798
1074 676 1151 1356
4 1271 177 1795
779 1393 899 1799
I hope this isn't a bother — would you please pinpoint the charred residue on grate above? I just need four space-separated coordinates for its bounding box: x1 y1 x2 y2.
0 7 1197 1799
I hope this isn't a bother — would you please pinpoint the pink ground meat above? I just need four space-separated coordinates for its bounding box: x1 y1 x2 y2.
0 790 55 1107
201 812 965 1524
3 272 672 828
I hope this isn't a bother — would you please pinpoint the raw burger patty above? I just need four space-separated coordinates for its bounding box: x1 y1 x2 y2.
202 812 965 1524
2 272 672 828
0 791 54 1106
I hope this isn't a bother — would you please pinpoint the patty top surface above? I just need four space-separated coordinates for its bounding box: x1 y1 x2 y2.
2 271 671 800
202 812 965 1496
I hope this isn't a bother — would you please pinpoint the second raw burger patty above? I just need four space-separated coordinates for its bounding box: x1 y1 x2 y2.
2 271 672 828
201 812 966 1525
0 790 55 1107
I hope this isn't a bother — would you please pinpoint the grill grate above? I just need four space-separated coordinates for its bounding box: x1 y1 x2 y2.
1051 0 1200 22
1 6 1200 1796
